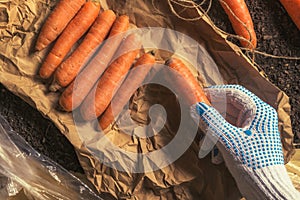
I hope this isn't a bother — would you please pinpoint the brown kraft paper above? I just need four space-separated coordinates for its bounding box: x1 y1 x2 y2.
0 0 295 199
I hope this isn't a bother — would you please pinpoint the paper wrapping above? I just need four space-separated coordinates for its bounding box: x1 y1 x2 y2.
286 149 300 192
0 0 295 199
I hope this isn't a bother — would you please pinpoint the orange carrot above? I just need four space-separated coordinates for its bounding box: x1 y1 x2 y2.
279 0 300 30
35 0 85 51
39 1 101 79
50 10 117 91
59 15 130 112
98 52 155 130
219 0 257 49
166 57 210 106
80 34 141 121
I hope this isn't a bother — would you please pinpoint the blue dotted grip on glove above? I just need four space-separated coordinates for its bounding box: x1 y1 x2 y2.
194 85 284 170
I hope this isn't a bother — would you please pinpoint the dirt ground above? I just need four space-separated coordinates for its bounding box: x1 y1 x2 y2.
0 0 299 192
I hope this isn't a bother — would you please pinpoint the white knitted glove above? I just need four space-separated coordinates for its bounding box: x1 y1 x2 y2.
191 85 300 200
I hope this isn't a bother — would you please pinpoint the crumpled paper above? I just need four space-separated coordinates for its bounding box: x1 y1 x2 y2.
0 0 295 199
286 149 300 192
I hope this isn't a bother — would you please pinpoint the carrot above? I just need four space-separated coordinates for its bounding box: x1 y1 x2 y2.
50 10 117 91
39 1 101 79
219 0 257 49
279 0 300 30
59 15 130 112
35 0 85 51
80 34 141 121
98 52 155 130
166 57 210 106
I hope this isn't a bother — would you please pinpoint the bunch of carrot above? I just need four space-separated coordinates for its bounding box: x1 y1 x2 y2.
33 0 219 131
35 1 210 131
36 0 223 129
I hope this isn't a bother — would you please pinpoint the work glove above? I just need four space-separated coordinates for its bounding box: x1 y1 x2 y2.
191 85 300 200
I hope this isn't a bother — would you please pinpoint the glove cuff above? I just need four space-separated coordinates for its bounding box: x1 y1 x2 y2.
255 165 300 200
235 164 300 200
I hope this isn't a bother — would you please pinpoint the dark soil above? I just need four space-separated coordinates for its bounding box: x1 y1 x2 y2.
0 85 84 173
0 0 299 196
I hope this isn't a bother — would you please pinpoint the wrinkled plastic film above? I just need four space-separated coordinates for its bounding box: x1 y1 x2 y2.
0 115 102 200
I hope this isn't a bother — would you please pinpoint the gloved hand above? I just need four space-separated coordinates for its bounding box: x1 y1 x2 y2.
190 85 300 200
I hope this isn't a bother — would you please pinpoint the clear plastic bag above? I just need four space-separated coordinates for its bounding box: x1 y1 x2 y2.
0 115 103 200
